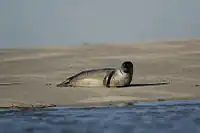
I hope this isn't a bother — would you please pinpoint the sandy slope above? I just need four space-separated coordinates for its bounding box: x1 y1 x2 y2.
0 40 200 107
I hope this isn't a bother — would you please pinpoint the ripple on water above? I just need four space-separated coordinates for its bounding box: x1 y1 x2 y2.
1 100 200 133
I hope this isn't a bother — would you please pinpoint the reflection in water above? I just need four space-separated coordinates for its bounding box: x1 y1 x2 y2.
1 100 200 133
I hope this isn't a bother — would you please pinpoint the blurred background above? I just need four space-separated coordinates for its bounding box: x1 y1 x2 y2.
0 0 200 48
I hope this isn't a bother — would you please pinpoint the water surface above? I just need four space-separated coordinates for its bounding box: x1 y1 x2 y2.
1 100 200 133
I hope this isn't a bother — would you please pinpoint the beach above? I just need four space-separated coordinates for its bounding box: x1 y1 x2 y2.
0 40 200 107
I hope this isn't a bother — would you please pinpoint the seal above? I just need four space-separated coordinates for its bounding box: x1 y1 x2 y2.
56 61 133 87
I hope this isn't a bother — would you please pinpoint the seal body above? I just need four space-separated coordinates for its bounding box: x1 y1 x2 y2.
109 69 132 87
56 61 133 87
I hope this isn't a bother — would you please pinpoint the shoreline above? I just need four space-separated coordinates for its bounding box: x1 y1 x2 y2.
0 96 200 109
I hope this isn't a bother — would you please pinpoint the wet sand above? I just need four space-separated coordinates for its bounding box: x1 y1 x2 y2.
0 40 200 107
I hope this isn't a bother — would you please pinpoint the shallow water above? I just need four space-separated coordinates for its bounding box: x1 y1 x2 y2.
1 100 200 133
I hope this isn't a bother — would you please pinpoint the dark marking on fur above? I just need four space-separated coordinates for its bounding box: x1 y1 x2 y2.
106 71 115 88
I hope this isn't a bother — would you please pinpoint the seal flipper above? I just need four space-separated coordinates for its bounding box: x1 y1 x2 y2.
56 78 72 87
103 70 115 88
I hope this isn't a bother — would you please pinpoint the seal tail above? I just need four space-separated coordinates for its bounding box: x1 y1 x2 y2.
56 79 71 87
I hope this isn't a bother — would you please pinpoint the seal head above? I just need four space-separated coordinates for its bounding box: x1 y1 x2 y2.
121 61 133 74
